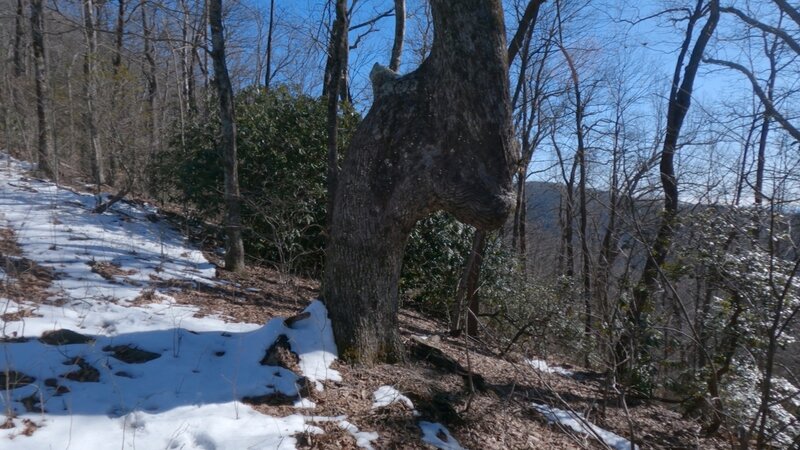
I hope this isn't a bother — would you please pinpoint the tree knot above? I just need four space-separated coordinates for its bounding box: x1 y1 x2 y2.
370 63 400 100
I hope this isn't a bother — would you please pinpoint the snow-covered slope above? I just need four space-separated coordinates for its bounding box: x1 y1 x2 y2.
0 154 476 449
0 154 346 449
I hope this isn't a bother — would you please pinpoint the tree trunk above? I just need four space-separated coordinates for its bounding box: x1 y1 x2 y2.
209 0 245 272
507 0 544 65
30 0 54 178
755 33 779 207
323 0 516 364
451 229 487 334
264 0 275 89
325 0 349 230
141 1 158 160
14 0 26 77
390 0 405 72
622 0 719 386
82 0 105 186
113 0 125 73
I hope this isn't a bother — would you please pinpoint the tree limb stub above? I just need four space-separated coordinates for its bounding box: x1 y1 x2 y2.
323 0 517 365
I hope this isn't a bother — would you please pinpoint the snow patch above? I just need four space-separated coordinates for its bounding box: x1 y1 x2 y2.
532 403 637 450
0 154 346 448
419 421 465 450
372 385 415 410
527 358 575 377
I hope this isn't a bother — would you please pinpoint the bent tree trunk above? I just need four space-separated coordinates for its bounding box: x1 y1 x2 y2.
323 0 517 364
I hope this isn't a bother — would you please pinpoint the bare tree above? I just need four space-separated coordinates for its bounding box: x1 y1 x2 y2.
30 0 54 178
14 0 26 77
264 0 275 89
620 0 720 384
325 0 348 230
82 0 105 186
209 0 245 272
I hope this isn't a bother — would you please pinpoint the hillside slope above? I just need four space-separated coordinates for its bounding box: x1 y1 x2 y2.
0 154 724 449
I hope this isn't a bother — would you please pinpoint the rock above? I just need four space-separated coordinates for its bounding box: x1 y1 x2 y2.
40 329 94 346
260 335 300 372
103 344 160 364
62 359 100 382
0 370 35 390
283 312 311 328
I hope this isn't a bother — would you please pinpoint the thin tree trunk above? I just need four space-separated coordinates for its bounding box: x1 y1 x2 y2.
507 0 544 64
264 0 275 89
755 32 779 207
324 0 516 364
390 0 405 72
141 1 158 160
30 0 54 178
452 229 487 335
82 0 105 186
209 0 245 272
14 0 26 77
113 0 125 73
325 0 348 230
623 0 719 386
559 42 592 345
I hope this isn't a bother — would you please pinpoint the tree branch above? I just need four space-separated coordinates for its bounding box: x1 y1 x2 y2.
721 6 800 56
705 58 800 143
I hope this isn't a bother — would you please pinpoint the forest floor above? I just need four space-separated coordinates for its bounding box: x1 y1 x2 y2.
0 152 728 449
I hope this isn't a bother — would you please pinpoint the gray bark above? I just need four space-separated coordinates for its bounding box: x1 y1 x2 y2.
390 0 405 72
30 0 54 178
14 0 25 77
141 1 158 159
325 0 348 230
323 0 516 364
82 0 105 186
209 0 245 272
264 0 275 89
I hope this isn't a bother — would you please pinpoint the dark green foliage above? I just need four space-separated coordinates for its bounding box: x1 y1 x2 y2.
401 212 474 316
158 85 513 319
400 212 514 324
157 86 358 274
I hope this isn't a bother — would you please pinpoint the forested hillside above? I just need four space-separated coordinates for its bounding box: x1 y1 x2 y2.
2 0 800 448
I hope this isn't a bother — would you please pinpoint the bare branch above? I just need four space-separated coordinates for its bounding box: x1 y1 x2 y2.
705 58 800 143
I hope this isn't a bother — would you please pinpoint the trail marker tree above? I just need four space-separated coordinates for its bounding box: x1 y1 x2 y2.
323 0 517 364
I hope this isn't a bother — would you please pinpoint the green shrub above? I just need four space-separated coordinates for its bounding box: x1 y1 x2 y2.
157 85 358 274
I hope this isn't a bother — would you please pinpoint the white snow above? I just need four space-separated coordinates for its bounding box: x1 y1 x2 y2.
0 152 469 450
527 358 575 377
419 421 466 450
0 154 344 449
532 403 638 450
371 385 415 410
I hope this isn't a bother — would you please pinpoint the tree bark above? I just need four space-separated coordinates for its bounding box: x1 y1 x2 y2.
113 0 125 73
507 0 545 65
560 43 593 346
209 0 245 272
14 0 26 77
264 0 275 89
141 1 158 159
325 0 349 230
323 0 516 364
755 32 779 207
82 0 105 186
30 0 54 178
390 0 405 72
